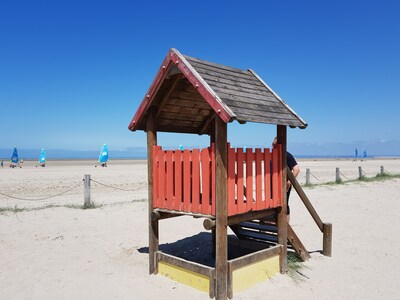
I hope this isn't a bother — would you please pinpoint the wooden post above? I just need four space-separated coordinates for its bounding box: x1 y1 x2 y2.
380 166 384 175
147 108 158 275
306 168 310 186
215 116 228 300
358 166 363 179
323 223 332 257
335 167 341 183
277 125 288 273
83 174 91 208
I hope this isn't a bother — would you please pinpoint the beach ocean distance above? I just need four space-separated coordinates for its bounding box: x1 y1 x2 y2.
1 157 400 299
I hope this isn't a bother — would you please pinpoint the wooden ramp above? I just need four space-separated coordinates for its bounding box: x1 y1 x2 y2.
230 220 311 261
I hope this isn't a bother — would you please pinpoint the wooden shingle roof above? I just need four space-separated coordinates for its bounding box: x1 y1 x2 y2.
128 49 307 134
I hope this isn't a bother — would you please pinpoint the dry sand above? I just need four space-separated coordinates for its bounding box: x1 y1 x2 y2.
1 158 400 299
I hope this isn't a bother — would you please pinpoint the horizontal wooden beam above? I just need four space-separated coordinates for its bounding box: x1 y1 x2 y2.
203 208 278 230
157 251 214 277
151 210 183 221
154 208 214 219
228 244 282 271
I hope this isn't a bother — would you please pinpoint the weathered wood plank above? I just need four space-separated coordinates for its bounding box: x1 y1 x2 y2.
187 59 262 85
199 73 272 94
215 116 228 299
147 108 158 275
157 118 203 128
184 55 250 76
157 251 214 277
158 111 207 123
166 98 212 110
287 224 311 261
156 74 183 118
277 126 288 273
228 245 282 271
161 104 212 116
323 223 332 257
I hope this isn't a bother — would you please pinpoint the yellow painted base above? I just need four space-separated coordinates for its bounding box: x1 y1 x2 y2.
232 255 280 293
158 261 210 293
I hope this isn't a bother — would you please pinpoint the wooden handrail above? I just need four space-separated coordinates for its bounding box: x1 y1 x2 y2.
287 166 332 256
287 166 323 232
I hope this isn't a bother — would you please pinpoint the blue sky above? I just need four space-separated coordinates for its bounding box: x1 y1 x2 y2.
1 0 399 158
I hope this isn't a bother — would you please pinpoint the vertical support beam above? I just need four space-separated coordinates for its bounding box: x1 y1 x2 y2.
83 174 91 208
277 125 288 273
215 116 228 300
147 108 158 274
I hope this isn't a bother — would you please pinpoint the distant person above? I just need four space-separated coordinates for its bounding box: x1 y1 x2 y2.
272 137 300 223
1 160 3 168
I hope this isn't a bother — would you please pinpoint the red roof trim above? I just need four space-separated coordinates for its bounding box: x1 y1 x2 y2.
128 50 174 131
128 49 234 131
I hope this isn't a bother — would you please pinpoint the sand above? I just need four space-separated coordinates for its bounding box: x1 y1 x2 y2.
1 158 400 299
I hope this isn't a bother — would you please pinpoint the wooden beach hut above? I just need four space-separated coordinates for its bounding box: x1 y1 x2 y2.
128 48 331 299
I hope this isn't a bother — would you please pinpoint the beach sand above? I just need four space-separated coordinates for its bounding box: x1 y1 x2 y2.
1 158 400 299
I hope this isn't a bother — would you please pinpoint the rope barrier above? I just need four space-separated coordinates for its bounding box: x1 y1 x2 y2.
90 178 147 192
339 170 352 180
383 167 392 175
309 172 324 182
0 180 83 201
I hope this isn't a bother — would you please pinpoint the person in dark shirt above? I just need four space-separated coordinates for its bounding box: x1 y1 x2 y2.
273 137 300 222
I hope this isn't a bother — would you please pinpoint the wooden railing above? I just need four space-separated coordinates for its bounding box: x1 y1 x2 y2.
152 145 216 215
152 144 283 217
227 145 282 216
287 168 332 256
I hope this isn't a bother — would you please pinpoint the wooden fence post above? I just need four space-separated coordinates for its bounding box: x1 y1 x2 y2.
84 174 91 208
335 168 341 183
323 223 332 257
358 166 363 179
306 168 310 186
380 166 384 175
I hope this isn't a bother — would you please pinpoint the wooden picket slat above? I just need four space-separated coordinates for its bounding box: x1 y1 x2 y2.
158 150 166 208
276 144 282 207
236 148 245 214
227 146 237 216
166 151 174 209
264 149 271 208
272 147 279 207
201 148 211 215
174 151 182 211
152 146 161 208
255 148 263 210
246 149 253 212
210 144 216 216
191 149 200 213
183 150 191 211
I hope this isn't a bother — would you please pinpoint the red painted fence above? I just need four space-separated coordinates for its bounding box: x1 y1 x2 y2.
152 144 282 216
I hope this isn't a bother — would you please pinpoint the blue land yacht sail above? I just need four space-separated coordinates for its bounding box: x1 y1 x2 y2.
10 146 20 168
98 144 109 167
39 148 46 167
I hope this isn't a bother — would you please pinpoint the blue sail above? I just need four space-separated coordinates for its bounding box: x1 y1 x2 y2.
39 149 46 164
11 146 19 164
362 148 367 159
98 144 109 163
